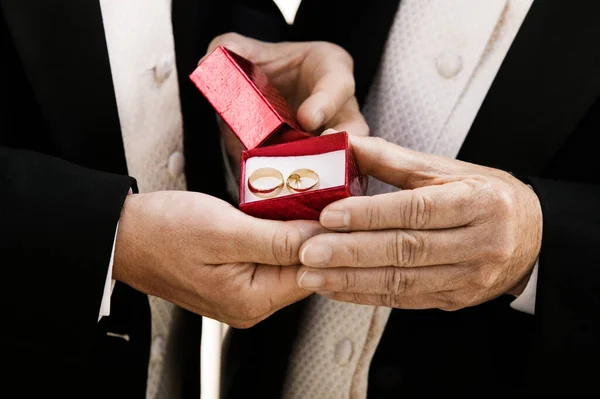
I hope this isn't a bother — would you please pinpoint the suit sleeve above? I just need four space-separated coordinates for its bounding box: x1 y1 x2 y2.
526 177 600 394
0 146 135 361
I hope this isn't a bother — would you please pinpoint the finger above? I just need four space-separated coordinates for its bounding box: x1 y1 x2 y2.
349 135 475 189
296 264 464 295
296 51 355 131
325 97 369 137
299 228 477 268
231 217 327 266
320 181 479 231
318 291 450 310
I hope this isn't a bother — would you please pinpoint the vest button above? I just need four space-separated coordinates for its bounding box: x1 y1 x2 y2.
153 55 174 84
334 338 353 365
167 151 185 178
435 53 463 79
150 335 165 363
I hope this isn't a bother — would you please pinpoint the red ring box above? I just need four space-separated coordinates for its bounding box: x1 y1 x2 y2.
190 46 366 221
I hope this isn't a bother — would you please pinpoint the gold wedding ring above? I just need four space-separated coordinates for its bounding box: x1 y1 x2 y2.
286 168 320 193
248 167 284 198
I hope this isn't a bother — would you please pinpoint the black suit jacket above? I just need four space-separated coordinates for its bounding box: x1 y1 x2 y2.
223 1 600 398
0 0 288 397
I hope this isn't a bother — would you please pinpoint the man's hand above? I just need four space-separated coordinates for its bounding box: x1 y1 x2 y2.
113 191 323 328
205 33 368 163
295 136 543 311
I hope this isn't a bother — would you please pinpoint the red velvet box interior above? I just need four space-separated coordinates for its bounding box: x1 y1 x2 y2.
190 46 366 221
240 132 365 221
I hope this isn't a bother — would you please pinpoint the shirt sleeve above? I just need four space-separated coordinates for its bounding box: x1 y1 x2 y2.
98 222 119 321
98 188 132 321
510 260 539 315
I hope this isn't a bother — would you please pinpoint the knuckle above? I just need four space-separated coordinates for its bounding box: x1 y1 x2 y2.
474 266 503 290
457 180 479 214
349 242 362 266
407 191 434 229
379 294 399 308
382 268 413 295
486 236 515 264
389 231 422 267
342 270 358 291
491 186 516 217
365 198 381 230
464 178 496 218
271 227 302 265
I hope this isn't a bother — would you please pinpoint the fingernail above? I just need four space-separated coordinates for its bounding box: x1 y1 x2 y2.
298 271 324 290
313 110 325 128
320 210 350 230
300 245 332 266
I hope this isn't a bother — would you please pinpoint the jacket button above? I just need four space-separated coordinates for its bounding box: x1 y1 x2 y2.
435 53 463 79
153 55 174 84
334 338 353 365
167 151 185 178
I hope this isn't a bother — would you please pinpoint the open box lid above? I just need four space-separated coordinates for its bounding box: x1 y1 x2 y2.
190 46 308 150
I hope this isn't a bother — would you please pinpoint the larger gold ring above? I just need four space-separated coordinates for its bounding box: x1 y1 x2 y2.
248 167 284 198
286 168 320 193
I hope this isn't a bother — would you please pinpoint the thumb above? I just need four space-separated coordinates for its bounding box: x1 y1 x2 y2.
230 217 328 266
295 46 356 132
349 135 464 189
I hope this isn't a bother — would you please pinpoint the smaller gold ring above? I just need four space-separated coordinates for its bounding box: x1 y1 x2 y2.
248 167 284 198
286 169 320 193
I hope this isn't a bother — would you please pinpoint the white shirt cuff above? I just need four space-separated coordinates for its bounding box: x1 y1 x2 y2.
510 260 539 315
97 222 119 322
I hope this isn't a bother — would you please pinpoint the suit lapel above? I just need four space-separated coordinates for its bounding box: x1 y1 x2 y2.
458 0 600 176
0 0 127 174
